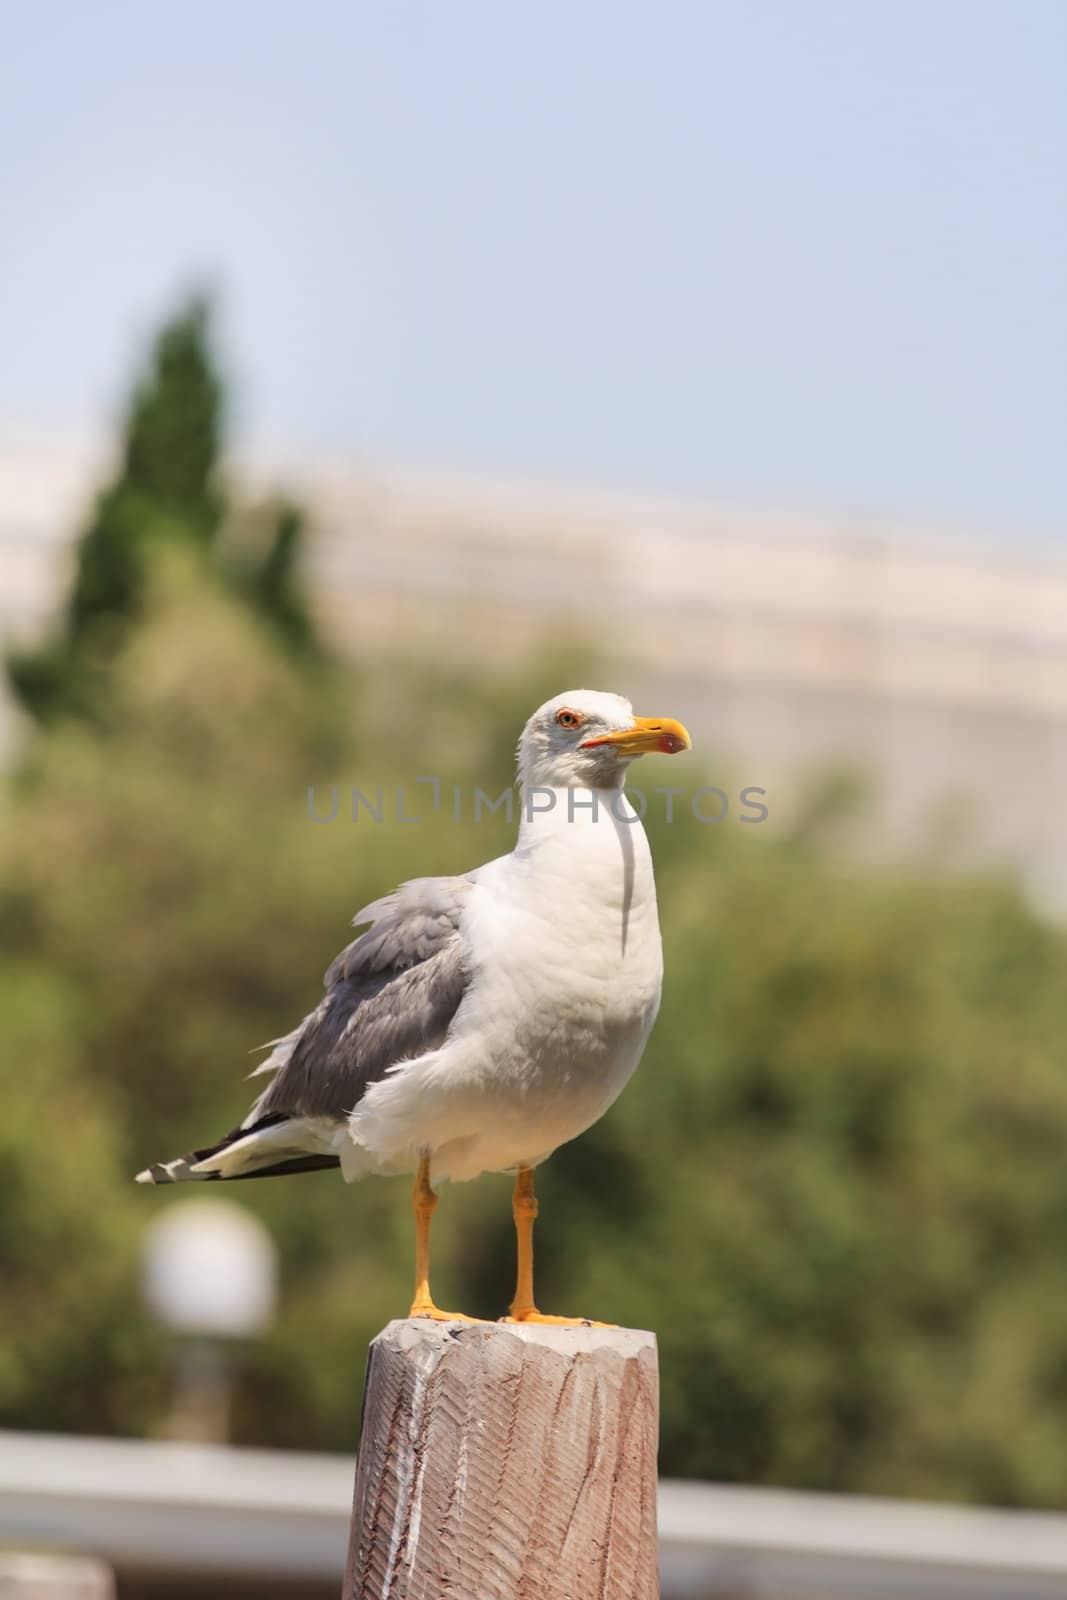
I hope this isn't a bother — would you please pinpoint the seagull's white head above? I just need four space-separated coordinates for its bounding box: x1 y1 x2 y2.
517 689 692 789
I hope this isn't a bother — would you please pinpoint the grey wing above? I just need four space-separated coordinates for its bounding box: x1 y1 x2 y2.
247 874 474 1126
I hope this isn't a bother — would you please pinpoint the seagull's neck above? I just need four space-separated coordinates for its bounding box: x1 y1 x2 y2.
514 783 644 853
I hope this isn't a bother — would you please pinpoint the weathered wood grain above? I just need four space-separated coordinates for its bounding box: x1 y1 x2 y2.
344 1319 659 1600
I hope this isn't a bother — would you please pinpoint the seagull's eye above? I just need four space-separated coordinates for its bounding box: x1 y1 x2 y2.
556 709 584 730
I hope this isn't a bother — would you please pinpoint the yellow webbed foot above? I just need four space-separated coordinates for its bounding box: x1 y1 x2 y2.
501 1308 617 1328
409 1296 482 1323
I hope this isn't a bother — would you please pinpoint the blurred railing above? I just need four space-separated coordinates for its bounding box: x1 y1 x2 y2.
2 1430 1065 1599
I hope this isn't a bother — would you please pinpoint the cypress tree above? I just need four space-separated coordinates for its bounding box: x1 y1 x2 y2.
8 295 320 723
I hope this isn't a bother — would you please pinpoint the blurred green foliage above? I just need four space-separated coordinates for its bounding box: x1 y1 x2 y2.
7 297 317 725
2 305 1066 1510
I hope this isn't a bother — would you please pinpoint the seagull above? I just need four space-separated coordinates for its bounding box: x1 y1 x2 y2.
137 690 691 1323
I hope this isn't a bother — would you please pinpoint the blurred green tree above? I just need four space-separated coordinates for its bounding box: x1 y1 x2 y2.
219 496 319 660
7 297 318 725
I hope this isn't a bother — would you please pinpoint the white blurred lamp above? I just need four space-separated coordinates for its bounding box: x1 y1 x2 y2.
143 1198 278 1442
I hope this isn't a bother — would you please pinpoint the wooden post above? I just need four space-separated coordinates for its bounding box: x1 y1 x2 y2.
344 1319 659 1600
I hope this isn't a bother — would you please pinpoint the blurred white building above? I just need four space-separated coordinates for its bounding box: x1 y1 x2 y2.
2 433 1065 902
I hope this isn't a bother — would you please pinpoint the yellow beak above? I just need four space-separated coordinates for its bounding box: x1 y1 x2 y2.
580 714 692 756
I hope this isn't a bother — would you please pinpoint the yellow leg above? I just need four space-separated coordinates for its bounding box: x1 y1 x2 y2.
509 1165 538 1318
408 1155 477 1323
501 1166 614 1327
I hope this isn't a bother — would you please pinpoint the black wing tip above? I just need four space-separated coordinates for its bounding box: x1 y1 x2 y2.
134 1157 220 1185
135 1152 341 1184
223 1154 342 1181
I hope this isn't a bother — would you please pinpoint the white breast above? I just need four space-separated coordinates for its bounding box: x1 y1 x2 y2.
469 787 663 1032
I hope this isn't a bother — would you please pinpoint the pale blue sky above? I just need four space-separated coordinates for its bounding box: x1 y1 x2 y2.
4 1 1065 535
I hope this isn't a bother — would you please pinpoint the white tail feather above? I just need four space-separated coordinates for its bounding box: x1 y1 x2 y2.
191 1116 339 1178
